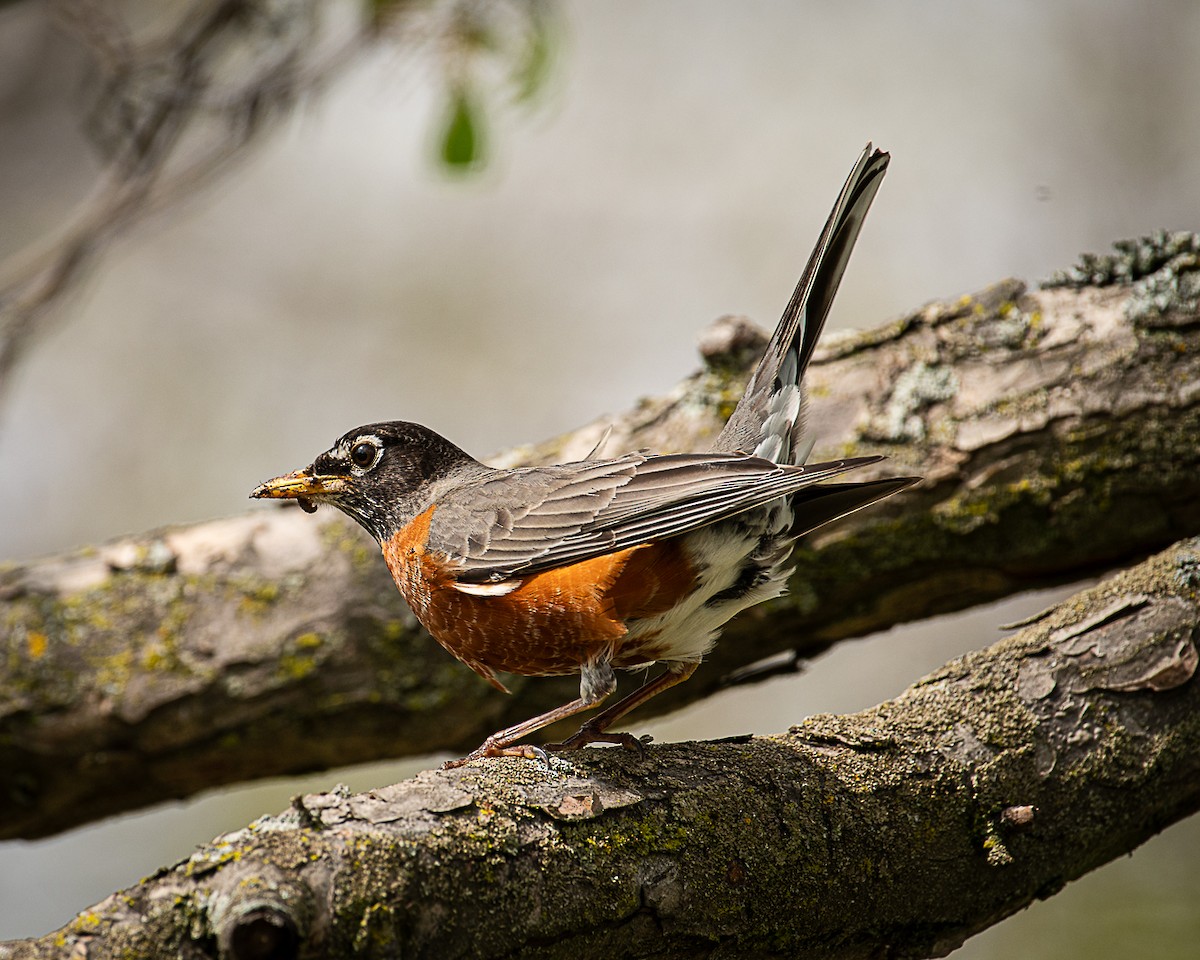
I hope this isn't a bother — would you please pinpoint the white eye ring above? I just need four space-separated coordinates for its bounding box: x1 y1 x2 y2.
348 437 382 471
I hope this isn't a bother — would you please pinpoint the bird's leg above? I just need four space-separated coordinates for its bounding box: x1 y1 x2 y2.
547 661 699 753
443 658 617 769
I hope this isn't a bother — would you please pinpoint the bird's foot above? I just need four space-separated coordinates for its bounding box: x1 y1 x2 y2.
442 740 550 770
545 726 653 756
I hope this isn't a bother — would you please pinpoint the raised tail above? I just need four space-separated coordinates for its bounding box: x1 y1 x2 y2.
714 144 889 463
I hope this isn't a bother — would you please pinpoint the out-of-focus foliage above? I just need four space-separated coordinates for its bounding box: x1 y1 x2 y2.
441 83 482 167
0 0 559 401
373 0 558 171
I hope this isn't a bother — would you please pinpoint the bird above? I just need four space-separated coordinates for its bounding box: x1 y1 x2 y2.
251 144 918 767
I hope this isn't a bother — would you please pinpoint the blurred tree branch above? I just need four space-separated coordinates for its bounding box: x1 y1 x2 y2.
4 536 1198 958
2 251 1198 839
0 0 333 394
0 0 555 398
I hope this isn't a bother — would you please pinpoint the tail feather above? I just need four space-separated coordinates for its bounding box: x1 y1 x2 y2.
715 145 890 463
788 476 920 539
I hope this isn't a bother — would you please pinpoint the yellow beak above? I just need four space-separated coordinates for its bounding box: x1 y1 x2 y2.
250 470 348 512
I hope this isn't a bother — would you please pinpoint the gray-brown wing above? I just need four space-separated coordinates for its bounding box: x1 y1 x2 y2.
426 454 644 572
429 452 884 583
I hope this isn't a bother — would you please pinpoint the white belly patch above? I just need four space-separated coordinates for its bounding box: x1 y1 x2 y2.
618 517 793 667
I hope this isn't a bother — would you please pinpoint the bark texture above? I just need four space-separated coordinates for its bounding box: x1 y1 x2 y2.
3 537 1197 959
2 248 1199 839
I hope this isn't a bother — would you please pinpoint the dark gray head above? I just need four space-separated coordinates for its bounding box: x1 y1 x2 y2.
251 420 480 541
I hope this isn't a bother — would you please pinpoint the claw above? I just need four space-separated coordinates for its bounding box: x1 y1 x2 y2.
442 741 551 770
546 725 650 757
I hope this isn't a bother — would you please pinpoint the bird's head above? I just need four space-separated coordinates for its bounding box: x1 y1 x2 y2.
250 420 478 541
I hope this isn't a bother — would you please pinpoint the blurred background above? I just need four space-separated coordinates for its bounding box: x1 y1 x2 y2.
0 0 1197 952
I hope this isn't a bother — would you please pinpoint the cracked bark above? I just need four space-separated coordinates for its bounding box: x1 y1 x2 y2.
2 537 1197 959
2 265 1199 840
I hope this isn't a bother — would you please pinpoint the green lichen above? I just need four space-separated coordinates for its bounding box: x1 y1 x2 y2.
878 362 959 442
1043 231 1200 289
693 368 752 424
295 632 322 650
1126 257 1200 326
321 520 378 571
185 840 243 878
979 301 1038 350
1173 553 1200 590
276 633 325 682
235 580 280 617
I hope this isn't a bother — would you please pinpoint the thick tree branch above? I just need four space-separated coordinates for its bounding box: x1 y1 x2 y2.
4 536 1197 959
2 253 1199 839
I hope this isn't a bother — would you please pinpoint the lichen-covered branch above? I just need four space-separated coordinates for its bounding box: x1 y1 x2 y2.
4 537 1197 960
2 248 1199 839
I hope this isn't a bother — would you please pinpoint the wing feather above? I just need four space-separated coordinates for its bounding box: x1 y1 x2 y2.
428 452 883 583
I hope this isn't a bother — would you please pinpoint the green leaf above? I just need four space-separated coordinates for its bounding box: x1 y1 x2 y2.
440 86 485 170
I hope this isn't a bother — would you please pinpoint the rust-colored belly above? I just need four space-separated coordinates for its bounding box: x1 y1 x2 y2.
381 506 696 687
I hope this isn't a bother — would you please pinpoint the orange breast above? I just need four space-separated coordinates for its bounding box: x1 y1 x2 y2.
381 505 697 688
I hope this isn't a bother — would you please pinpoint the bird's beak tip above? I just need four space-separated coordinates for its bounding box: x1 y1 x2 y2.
249 469 343 503
250 471 302 500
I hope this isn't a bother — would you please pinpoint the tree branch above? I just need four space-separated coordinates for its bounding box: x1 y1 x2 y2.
4 536 1197 959
0 0 558 399
2 246 1198 840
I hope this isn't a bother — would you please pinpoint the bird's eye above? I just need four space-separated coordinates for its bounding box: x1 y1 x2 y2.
350 441 379 469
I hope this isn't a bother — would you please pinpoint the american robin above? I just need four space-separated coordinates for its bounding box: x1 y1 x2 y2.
251 144 918 767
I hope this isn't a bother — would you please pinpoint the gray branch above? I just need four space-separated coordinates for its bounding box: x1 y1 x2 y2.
3 536 1197 959
2 249 1198 840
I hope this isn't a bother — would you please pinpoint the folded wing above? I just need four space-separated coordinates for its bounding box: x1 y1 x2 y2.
430 452 891 583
